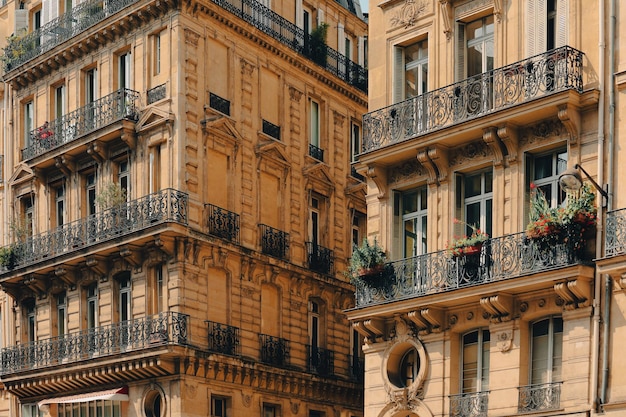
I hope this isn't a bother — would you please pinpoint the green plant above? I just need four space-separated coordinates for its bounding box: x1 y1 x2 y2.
448 219 489 257
347 238 389 284
309 23 329 66
1 29 32 71
95 182 127 210
0 246 17 270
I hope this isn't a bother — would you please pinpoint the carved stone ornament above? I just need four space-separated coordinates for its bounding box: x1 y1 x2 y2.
496 329 513 352
449 140 492 166
388 159 425 184
389 388 420 411
290 401 300 414
241 392 252 407
390 0 427 28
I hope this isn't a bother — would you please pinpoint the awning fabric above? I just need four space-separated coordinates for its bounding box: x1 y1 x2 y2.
38 386 129 407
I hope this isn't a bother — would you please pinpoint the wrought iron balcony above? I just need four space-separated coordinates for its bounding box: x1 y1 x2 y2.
0 189 188 273
518 382 561 413
306 345 334 377
147 84 167 104
22 88 140 161
206 321 240 356
210 0 367 92
262 119 281 140
0 312 188 375
450 392 489 417
2 0 141 72
259 334 290 367
260 224 289 259
306 242 333 274
348 355 364 382
355 231 588 308
209 92 231 116
308 144 324 161
362 46 583 154
606 208 626 257
206 204 240 244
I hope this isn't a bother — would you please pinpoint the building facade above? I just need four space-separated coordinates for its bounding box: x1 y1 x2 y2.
0 0 368 415
348 1 626 417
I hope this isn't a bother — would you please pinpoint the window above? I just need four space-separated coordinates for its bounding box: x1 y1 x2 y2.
350 122 361 163
351 211 366 249
144 390 163 417
154 33 161 75
309 196 321 246
85 173 97 216
211 396 229 417
527 150 567 208
151 264 166 314
58 401 122 417
396 188 428 258
309 300 320 351
394 39 428 102
526 0 568 54
309 411 324 417
22 404 42 417
26 303 36 343
309 99 321 152
85 67 98 104
86 284 98 330
263 404 278 417
22 194 35 239
118 52 131 90
56 292 67 337
458 170 493 237
118 159 130 201
462 329 490 393
118 274 131 323
54 85 65 120
55 184 65 227
531 316 563 384
464 16 494 78
24 100 34 146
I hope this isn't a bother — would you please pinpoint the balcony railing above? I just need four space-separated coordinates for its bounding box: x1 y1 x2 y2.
22 88 140 161
0 312 188 375
260 224 289 259
3 0 141 72
306 242 333 274
209 92 231 116
518 382 561 413
348 355 364 382
262 119 281 140
606 208 626 257
0 189 188 273
147 84 167 104
210 0 367 92
308 144 324 161
306 345 334 377
362 46 583 154
355 231 587 307
206 321 240 356
450 392 489 417
206 204 240 244
259 334 289 367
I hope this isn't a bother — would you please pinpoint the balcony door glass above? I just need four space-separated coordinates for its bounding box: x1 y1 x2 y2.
119 52 131 90
463 171 493 237
24 101 34 147
466 16 494 78
56 185 65 226
119 276 131 323
530 150 567 208
310 99 320 148
531 316 563 384
309 300 319 350
55 85 65 121
462 329 490 393
87 284 98 330
57 292 67 336
402 187 428 258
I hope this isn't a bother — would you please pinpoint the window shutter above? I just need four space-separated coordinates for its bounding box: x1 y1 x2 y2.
526 0 535 55
317 9 324 26
454 173 465 237
296 0 303 28
556 0 568 47
535 0 547 52
357 36 365 66
524 153 533 227
14 9 28 33
338 23 345 55
455 22 466 82
393 46 404 103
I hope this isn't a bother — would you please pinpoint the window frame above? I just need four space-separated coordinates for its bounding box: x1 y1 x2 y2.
394 38 429 103
461 328 490 394
457 169 493 238
530 316 563 385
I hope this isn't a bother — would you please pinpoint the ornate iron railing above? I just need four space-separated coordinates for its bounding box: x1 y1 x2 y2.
306 345 334 377
0 312 188 374
22 88 140 161
2 0 141 72
210 0 367 92
0 189 188 272
450 392 489 417
308 144 324 161
206 204 240 244
262 119 281 140
206 321 240 356
259 224 289 259
348 355 364 382
355 231 587 307
147 84 167 104
606 208 626 257
362 46 583 154
518 382 561 413
259 334 289 367
209 92 231 116
306 242 333 274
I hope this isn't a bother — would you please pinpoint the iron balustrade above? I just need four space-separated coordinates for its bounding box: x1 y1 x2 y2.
517 382 561 413
209 0 367 92
3 0 141 72
209 92 231 116
308 144 324 161
206 321 240 356
22 88 140 161
306 242 333 274
259 334 290 367
348 355 364 382
206 204 240 244
0 312 188 375
362 46 583 154
306 345 334 377
449 392 489 417
0 189 188 272
606 208 626 257
355 231 587 308
259 224 289 259
147 84 167 104
262 119 281 141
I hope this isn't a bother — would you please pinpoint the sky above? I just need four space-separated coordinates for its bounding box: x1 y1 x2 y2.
360 0 369 13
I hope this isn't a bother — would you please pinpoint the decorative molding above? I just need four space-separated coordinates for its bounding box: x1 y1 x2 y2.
184 28 200 46
290 401 300 414
333 110 345 127
288 86 303 103
241 392 252 408
366 165 388 199
439 0 453 40
427 145 449 183
497 124 519 163
388 159 426 184
519 119 565 147
495 329 513 352
554 279 591 310
240 58 255 76
449 139 492 167
390 0 427 29
353 319 385 342
480 294 513 322
406 308 444 334
482 126 504 166
557 104 581 145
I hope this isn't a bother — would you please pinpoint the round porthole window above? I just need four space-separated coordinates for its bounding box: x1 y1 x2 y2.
144 390 163 417
386 341 425 389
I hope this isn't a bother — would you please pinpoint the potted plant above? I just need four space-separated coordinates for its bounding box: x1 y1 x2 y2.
308 23 329 67
448 219 489 257
525 184 563 254
347 238 392 287
560 182 597 258
0 246 18 270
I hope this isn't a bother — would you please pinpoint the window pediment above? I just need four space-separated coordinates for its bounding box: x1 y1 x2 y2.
303 163 334 196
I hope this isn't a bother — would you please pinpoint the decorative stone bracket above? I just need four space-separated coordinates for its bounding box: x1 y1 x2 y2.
480 294 513 323
353 318 385 343
554 278 591 310
406 308 444 334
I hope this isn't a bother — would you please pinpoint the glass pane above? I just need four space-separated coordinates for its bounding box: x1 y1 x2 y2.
465 202 481 230
419 187 428 210
465 174 482 198
403 190 418 214
404 219 417 258
467 45 483 77
420 215 428 254
533 154 554 180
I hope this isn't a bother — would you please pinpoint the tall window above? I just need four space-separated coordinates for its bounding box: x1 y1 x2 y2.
56 292 67 337
55 184 65 226
152 264 166 314
26 303 36 343
118 159 130 201
350 122 361 163
85 173 97 216
526 0 568 54
459 171 493 237
154 33 161 75
394 39 428 102
86 284 98 330
351 211 365 249
263 404 278 417
310 99 320 148
457 15 494 81
309 196 320 246
531 317 563 385
399 188 428 258
24 101 34 146
462 329 490 393
211 396 229 417
54 85 65 120
118 52 131 90
85 68 97 104
309 300 320 351
528 150 567 208
119 274 131 323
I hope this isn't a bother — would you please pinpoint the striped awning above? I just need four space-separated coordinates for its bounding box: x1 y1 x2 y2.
38 386 129 407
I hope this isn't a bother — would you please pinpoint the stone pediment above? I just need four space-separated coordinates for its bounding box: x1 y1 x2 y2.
255 139 290 169
303 163 334 196
135 106 175 135
204 117 243 152
8 163 36 186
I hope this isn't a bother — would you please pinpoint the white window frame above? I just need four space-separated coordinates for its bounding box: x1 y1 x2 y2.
55 184 65 227
529 149 568 208
461 328 490 393
530 316 563 384
86 284 98 330
462 170 493 237
24 101 34 147
57 292 67 337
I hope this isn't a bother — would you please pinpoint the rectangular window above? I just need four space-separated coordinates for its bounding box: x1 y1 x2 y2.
118 52 131 90
86 284 98 330
22 404 41 417
309 300 320 349
119 275 131 322
528 149 568 208
154 33 161 75
118 159 130 201
526 0 568 55
350 122 361 163
22 195 35 239
394 39 428 102
459 170 493 237
24 101 34 147
57 292 67 336
211 396 229 417
462 329 490 393
310 99 320 147
263 404 278 417
531 316 563 384
55 85 65 120
55 185 65 226
309 196 320 245
85 68 98 103
85 173 97 216
351 211 365 249
27 304 36 343
156 264 165 313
